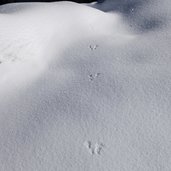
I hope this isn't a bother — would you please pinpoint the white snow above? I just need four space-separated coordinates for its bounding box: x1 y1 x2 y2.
0 0 171 170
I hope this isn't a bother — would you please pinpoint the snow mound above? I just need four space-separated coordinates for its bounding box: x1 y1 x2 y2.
0 1 171 171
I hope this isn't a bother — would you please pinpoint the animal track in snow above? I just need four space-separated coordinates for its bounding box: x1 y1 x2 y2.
88 73 101 81
84 141 104 155
89 45 98 51
130 8 134 13
94 143 104 155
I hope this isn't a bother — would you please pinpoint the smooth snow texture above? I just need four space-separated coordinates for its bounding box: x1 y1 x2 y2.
0 0 171 171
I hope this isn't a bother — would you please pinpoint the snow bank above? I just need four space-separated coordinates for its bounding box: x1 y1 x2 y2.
0 0 171 170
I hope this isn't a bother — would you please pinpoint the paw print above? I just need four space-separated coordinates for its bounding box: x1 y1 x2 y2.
84 141 105 155
89 45 98 51
88 74 94 81
88 73 101 81
94 143 105 155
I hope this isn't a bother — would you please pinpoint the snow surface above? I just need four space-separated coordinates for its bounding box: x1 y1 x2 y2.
0 0 171 170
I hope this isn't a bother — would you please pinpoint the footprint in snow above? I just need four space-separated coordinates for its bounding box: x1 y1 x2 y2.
84 141 94 155
88 73 101 81
89 45 98 51
94 143 105 155
84 141 105 155
130 8 134 13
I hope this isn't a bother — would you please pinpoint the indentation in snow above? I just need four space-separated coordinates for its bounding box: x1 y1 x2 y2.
88 73 101 81
89 44 99 51
84 141 105 155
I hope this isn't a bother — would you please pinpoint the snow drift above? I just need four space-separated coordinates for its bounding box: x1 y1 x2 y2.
0 0 171 170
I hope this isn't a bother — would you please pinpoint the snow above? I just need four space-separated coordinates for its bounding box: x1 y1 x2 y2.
0 0 171 170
